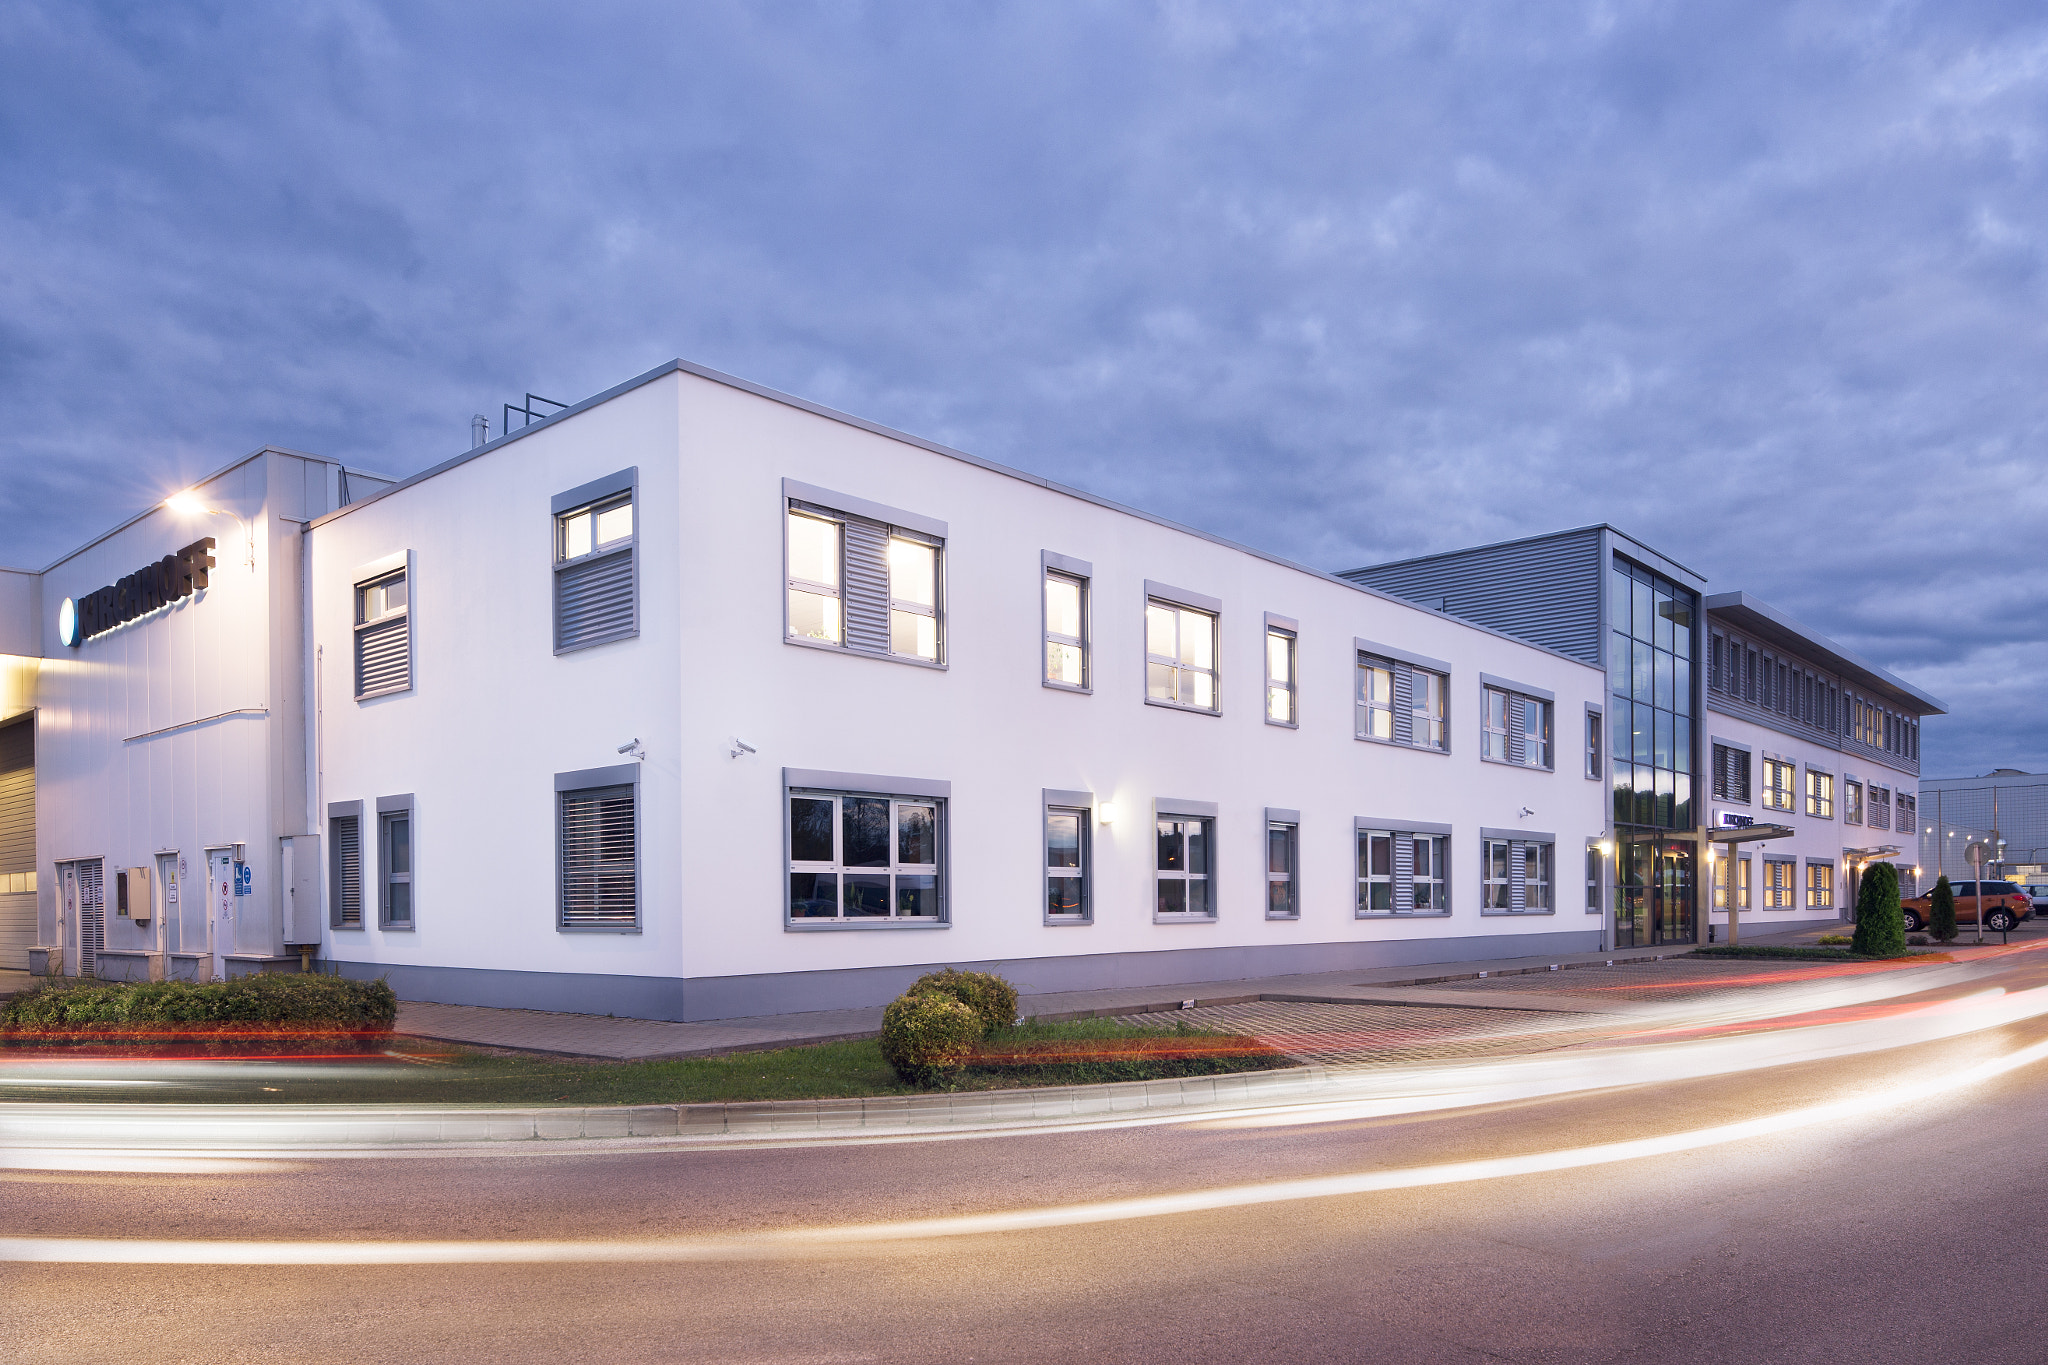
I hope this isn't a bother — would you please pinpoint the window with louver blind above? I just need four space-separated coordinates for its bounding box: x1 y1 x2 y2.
328 803 363 929
558 783 638 931
782 479 948 667
553 470 638 654
353 567 411 698
1354 642 1450 753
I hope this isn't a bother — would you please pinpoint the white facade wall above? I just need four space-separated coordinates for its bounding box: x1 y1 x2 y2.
310 368 1608 1020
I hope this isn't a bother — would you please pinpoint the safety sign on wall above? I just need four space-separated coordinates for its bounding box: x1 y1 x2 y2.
233 862 251 896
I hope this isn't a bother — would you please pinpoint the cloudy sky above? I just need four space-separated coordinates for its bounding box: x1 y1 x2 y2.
3 1 2045 776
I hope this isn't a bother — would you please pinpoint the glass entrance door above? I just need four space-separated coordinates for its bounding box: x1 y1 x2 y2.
1615 835 1697 948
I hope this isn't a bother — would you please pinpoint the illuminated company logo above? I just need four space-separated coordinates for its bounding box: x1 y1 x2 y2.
63 538 217 648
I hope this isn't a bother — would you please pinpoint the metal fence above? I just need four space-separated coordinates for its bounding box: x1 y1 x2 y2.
1917 781 2048 886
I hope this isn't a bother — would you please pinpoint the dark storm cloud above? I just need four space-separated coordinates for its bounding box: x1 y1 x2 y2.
3 0 2046 774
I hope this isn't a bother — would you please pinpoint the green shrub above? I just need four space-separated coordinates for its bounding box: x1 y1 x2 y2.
1 973 397 1032
1816 933 1852 945
1851 862 1905 959
1930 874 1958 944
879 990 983 1086
905 968 1019 1036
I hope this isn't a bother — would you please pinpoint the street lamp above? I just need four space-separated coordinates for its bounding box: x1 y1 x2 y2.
165 491 254 571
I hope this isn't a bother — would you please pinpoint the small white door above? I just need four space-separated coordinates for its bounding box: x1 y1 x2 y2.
58 859 105 978
156 853 179 955
207 849 233 981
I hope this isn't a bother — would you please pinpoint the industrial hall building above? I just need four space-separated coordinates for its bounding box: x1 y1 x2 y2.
0 360 1945 1020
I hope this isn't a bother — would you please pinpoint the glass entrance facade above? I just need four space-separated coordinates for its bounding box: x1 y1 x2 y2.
1610 554 1699 946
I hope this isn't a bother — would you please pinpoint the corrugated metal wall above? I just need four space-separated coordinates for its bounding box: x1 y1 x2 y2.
0 718 33 969
1341 528 1604 665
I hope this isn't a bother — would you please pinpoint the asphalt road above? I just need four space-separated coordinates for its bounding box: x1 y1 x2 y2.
7 962 2048 1364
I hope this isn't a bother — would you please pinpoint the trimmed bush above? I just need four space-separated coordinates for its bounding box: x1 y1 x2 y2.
1851 861 1905 959
1 974 397 1041
879 990 983 1086
906 968 1019 1036
1930 874 1958 944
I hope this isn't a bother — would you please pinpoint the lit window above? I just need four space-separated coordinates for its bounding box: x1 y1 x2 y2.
1806 861 1835 909
1265 626 1296 725
1761 760 1796 812
1044 571 1087 688
1356 661 1395 740
1483 685 1552 768
1412 672 1447 750
1483 689 1510 762
555 481 636 653
1146 601 1218 712
786 512 843 645
1763 859 1795 908
1806 770 1834 820
887 536 939 661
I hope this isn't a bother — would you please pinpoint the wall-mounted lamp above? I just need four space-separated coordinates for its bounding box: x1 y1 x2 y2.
164 491 255 571
1098 802 1118 826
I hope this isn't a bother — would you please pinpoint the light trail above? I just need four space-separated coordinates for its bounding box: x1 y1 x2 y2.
4 1031 2047 1264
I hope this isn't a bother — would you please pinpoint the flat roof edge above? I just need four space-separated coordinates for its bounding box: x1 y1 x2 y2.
1704 591 1947 715
1340 523 1709 587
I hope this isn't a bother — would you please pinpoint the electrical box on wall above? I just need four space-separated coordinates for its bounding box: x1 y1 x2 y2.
116 865 153 924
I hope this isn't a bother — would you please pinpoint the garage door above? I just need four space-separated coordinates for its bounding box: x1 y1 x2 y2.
0 718 33 970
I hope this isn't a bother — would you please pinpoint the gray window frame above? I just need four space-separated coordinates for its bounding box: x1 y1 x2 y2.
1042 552 1092 694
351 551 413 701
1805 859 1836 909
782 479 949 670
1711 737 1754 805
376 793 414 931
1043 788 1094 925
1477 827 1557 915
1353 639 1450 753
326 799 364 930
1844 776 1864 825
551 467 639 655
1143 582 1222 716
555 763 641 933
1761 856 1798 909
1354 818 1454 917
1265 807 1300 920
1479 674 1555 772
1760 757 1797 813
783 767 951 930
1805 767 1834 820
1585 703 1603 781
1263 614 1298 729
1585 839 1604 915
1153 797 1219 922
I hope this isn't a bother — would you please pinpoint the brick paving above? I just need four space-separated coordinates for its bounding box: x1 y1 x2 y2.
1115 1000 1621 1067
1441 955 1941 1003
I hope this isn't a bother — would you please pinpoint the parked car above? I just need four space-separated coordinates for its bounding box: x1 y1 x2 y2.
2026 884 2048 915
1899 881 2034 933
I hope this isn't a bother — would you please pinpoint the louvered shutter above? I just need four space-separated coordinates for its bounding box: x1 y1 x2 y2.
1509 841 1527 912
555 547 635 652
839 516 891 652
1392 665 1414 744
1393 833 1414 907
354 616 410 697
1507 696 1527 765
330 816 361 927
560 785 637 928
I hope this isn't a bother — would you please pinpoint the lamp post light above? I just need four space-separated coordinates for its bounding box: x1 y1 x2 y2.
164 491 254 571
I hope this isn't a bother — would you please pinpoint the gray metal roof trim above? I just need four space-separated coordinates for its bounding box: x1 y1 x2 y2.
305 358 1605 675
1600 528 1710 590
37 444 343 575
1341 523 1708 588
1704 591 1947 716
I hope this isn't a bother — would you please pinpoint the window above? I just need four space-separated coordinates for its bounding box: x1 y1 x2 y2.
1713 853 1753 911
1355 647 1448 751
1411 834 1447 910
1869 785 1891 830
1146 600 1218 712
378 800 413 930
1045 805 1088 921
1806 770 1834 819
1586 708 1603 779
1761 759 1796 812
1898 793 1917 839
784 481 947 664
1483 682 1553 768
327 802 362 929
1155 816 1214 919
787 511 843 645
1586 842 1603 914
1609 555 1696 832
1763 859 1796 909
1712 744 1751 803
559 777 638 930
1807 861 1835 909
1523 843 1552 911
1483 839 1511 909
1265 624 1297 725
1266 818 1298 918
887 535 939 661
1358 829 1393 911
1044 569 1088 689
554 471 636 653
788 789 942 922
1844 779 1864 825
353 565 410 698
1357 660 1395 741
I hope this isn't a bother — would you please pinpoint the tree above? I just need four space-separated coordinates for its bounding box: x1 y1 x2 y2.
1852 861 1904 957
1929 874 1958 944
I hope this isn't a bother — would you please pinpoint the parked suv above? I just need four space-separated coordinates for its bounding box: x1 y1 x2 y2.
1899 881 2034 933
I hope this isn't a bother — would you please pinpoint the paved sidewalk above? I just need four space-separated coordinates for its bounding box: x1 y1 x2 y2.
392 926 1838 1061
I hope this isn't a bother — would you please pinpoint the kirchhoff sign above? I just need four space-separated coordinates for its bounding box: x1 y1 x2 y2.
57 537 216 647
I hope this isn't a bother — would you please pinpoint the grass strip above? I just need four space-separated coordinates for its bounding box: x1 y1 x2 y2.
0 1016 1287 1107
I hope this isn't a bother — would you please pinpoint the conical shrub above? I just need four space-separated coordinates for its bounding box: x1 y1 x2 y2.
1851 861 1904 958
1929 874 1958 944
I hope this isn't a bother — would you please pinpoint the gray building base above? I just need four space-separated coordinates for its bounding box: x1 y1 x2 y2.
329 929 1605 1024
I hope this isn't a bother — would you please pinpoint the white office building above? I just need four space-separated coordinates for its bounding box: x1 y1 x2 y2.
0 360 1938 1018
